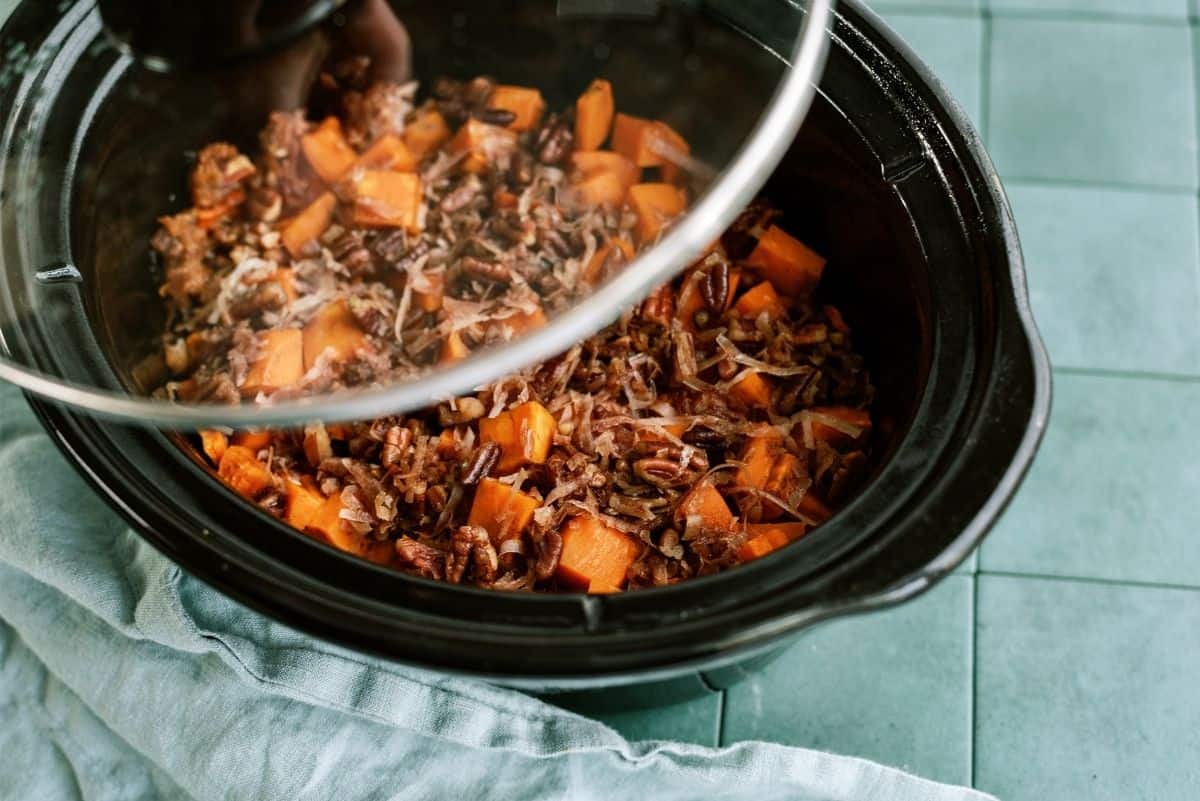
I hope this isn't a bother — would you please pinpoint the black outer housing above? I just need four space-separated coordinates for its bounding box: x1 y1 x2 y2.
8 0 1050 690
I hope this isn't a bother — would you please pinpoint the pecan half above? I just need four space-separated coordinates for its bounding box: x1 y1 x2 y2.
462 442 501 485
446 525 499 584
395 537 445 580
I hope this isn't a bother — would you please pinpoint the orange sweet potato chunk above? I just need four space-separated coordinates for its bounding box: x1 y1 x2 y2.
403 107 452 158
611 114 690 177
352 170 423 232
449 118 519 174
302 300 369 370
308 496 393 562
412 271 444 312
468 478 539 543
675 482 735 531
583 237 635 285
729 371 772 409
284 480 325 531
570 151 639 189
479 400 556 473
736 522 807 562
808 406 872 449
440 330 470 364
567 171 627 209
232 431 272 451
799 493 833 523
281 192 337 257
242 328 304 397
355 133 418 172
575 79 615 151
734 281 787 322
745 225 826 298
556 515 642 591
734 436 803 521
199 430 228 465
301 117 358 183
217 445 272 499
628 183 687 245
488 85 546 132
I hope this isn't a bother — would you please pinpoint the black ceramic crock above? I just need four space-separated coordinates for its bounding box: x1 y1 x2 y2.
3 0 1050 694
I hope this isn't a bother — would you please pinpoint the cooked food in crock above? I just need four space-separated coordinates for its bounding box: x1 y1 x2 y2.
149 69 874 592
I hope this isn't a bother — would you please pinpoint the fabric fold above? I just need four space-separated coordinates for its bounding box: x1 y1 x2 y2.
0 385 995 801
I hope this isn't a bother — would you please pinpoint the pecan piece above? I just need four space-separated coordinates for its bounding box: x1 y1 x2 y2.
462 442 501 485
446 525 499 584
460 256 512 284
395 537 445 580
700 259 730 314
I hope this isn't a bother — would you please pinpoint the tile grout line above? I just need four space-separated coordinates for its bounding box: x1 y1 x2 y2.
969 572 979 788
979 568 1200 594
1051 365 1200 384
999 175 1198 196
715 689 726 748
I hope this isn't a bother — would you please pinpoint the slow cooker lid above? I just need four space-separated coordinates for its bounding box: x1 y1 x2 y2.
0 0 834 427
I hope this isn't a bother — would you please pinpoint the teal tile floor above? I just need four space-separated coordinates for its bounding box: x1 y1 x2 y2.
594 4 1200 799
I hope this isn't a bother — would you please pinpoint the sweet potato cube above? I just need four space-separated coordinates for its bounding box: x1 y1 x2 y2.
488 85 546 132
734 281 787 322
556 515 641 591
567 171 627 210
351 170 423 232
628 183 687 245
612 114 690 176
675 482 736 532
412 271 444 312
479 400 556 473
217 445 272 499
734 437 802 521
403 107 452 158
272 268 300 303
745 225 826 298
587 579 622 594
281 192 337 257
301 117 357 183
355 133 418 172
440 330 470 364
729 372 772 409
232 430 272 451
242 328 304 397
468 478 539 543
611 113 655 165
199 430 228 465
799 493 833 523
514 306 548 335
449 119 518 174
306 494 354 550
302 300 369 370
284 480 325 531
583 237 635 285
808 406 872 449
736 522 806 562
570 151 639 191
575 79 615 151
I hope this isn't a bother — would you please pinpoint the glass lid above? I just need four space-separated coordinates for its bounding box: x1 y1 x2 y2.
0 0 833 427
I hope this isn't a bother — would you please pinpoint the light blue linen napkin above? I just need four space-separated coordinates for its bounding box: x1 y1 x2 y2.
0 382 995 801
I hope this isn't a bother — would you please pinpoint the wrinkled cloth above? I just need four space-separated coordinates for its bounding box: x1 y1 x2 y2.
0 383 995 801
